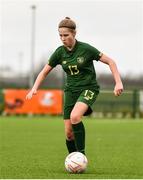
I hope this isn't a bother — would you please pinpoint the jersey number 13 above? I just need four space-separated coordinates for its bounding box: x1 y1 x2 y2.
68 65 79 75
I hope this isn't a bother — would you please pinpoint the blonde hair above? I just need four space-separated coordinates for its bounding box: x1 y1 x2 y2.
58 17 76 30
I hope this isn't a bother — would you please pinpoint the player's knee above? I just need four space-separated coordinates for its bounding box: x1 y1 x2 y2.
70 113 81 124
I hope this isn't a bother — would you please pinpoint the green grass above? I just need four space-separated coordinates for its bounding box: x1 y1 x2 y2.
0 116 143 179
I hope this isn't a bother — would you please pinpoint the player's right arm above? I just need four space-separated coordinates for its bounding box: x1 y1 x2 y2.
26 64 53 100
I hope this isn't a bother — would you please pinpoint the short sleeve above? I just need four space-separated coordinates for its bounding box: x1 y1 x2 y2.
48 49 60 68
88 44 103 61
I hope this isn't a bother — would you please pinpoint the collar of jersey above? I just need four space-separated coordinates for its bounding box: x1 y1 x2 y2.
63 40 78 54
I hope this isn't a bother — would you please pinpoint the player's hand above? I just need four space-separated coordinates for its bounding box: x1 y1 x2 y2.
26 89 37 100
114 82 123 96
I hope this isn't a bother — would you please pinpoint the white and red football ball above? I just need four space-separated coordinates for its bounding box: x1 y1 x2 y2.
65 152 88 173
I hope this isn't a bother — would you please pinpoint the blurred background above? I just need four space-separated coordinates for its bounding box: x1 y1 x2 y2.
1 2 143 178
0 0 143 118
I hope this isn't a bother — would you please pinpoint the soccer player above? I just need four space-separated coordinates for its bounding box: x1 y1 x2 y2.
26 17 123 155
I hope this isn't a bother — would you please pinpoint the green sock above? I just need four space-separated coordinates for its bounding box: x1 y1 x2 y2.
72 121 85 154
66 139 77 153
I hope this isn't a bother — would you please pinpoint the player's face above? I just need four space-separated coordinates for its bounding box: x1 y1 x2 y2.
58 28 76 48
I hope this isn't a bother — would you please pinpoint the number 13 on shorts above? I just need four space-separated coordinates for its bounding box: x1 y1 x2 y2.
84 90 94 100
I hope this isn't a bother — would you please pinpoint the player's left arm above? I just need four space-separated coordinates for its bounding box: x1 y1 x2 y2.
99 54 124 96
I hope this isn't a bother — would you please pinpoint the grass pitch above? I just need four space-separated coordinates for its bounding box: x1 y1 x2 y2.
0 116 143 179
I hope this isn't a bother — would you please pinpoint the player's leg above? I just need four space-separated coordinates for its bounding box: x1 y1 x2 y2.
70 89 99 154
63 90 78 153
70 102 88 154
64 119 77 153
70 102 88 124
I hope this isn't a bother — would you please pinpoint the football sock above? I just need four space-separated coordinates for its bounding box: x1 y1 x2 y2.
72 121 85 154
66 139 77 153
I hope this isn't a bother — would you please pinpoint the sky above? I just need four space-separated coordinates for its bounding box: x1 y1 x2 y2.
0 0 143 77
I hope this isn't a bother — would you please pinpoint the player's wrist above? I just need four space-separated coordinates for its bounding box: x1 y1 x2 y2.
31 88 37 93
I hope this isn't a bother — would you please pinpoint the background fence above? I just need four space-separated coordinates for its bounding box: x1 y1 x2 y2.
0 89 142 118
93 90 142 118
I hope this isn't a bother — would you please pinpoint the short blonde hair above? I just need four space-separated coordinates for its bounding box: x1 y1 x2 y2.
58 17 76 30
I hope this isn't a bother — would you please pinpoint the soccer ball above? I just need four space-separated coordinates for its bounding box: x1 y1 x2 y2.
65 152 88 173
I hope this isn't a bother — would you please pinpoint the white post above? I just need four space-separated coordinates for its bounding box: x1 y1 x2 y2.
29 5 36 88
139 91 143 113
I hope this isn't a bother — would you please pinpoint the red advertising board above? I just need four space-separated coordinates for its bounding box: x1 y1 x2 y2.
4 89 63 115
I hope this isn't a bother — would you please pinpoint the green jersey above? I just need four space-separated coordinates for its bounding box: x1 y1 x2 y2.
48 41 102 91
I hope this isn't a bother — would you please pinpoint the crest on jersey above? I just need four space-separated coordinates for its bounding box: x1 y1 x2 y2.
62 60 67 65
77 57 85 64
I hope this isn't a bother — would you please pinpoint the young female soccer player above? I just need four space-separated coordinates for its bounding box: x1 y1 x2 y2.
26 17 123 155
